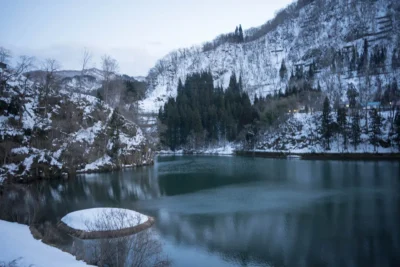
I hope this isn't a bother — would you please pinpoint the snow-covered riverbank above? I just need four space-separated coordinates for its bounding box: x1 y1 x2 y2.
0 220 92 267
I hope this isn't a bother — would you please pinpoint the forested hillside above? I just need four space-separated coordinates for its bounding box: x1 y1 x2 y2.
158 72 258 150
146 0 400 153
157 70 400 152
141 0 400 114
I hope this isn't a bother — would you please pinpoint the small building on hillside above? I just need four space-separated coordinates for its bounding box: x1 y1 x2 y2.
363 102 381 110
288 103 307 114
0 62 7 69
392 100 400 110
339 102 350 109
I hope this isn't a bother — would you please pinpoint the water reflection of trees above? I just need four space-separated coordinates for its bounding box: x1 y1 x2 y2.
154 191 400 267
4 157 400 267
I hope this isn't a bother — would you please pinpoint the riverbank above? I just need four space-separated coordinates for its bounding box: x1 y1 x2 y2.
236 151 400 161
0 220 92 267
158 148 400 161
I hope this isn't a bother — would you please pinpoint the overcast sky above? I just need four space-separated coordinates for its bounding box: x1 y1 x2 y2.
0 0 293 76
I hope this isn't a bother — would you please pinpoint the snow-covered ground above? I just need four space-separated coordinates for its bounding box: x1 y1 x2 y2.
61 208 149 231
159 143 236 156
0 220 92 267
258 111 398 153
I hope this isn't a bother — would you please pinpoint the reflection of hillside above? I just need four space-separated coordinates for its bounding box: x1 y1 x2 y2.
6 156 400 267
155 189 400 267
24 166 163 222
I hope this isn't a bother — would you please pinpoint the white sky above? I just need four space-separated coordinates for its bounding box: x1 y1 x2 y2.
0 0 293 76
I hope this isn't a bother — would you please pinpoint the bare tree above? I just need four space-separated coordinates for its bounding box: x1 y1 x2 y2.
72 209 170 267
15 55 35 76
0 47 12 92
79 48 92 92
101 55 119 104
0 46 11 64
39 59 61 114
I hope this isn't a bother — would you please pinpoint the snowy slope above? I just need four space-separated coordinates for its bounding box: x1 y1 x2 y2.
141 0 400 112
0 67 152 183
257 111 397 153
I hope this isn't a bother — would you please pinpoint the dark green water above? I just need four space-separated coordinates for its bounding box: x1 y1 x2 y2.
28 156 400 266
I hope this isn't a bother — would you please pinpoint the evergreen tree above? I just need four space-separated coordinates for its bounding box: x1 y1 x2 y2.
358 39 369 73
392 78 399 100
321 97 333 150
347 84 359 108
96 90 103 101
235 26 239 42
279 59 287 80
392 48 398 70
159 71 259 149
350 110 361 151
370 108 382 152
337 107 348 150
254 94 259 105
238 25 244 42
238 75 243 92
308 61 315 80
177 78 184 96
108 108 124 160
350 46 357 71
394 111 400 151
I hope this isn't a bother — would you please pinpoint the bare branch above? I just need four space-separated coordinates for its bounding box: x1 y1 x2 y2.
15 55 35 76
81 48 92 75
101 55 119 103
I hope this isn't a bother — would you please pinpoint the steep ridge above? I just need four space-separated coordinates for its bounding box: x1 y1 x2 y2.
141 0 400 113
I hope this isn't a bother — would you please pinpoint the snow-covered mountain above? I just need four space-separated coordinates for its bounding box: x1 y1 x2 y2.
56 68 105 93
140 0 400 113
27 68 146 95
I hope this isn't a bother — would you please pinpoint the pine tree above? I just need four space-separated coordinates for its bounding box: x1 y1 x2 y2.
238 75 243 92
254 94 259 105
350 110 361 151
235 26 239 42
228 72 239 92
394 111 400 151
321 96 333 150
108 108 124 161
177 78 184 95
392 78 399 100
358 39 369 73
308 61 315 79
279 59 287 80
392 48 398 70
347 84 359 108
238 25 244 42
337 107 348 150
95 91 104 109
370 108 382 152
350 46 357 71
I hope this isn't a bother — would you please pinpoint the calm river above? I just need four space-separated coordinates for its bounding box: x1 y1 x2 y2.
24 156 400 267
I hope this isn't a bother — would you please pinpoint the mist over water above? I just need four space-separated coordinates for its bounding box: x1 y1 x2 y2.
16 156 400 267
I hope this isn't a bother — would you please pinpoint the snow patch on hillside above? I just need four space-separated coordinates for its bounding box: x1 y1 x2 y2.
82 155 112 172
